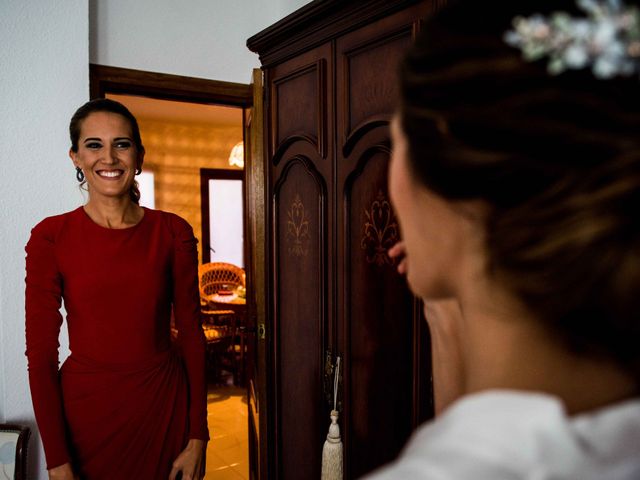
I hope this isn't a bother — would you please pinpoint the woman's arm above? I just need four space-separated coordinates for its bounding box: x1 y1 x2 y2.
169 215 209 478
25 219 74 470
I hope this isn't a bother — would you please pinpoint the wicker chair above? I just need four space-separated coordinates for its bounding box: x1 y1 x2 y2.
198 262 246 303
198 262 246 384
202 322 237 385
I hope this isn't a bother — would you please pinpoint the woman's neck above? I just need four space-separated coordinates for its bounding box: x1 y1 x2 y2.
83 197 143 229
457 282 637 415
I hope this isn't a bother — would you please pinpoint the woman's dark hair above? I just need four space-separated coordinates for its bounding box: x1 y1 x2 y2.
69 98 144 204
400 0 640 378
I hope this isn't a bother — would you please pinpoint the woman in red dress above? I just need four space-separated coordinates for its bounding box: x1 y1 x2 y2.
25 99 209 480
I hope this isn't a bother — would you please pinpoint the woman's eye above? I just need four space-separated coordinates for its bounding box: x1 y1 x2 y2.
86 142 102 149
115 141 132 149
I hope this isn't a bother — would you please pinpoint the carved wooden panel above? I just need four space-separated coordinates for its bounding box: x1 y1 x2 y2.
341 29 413 138
340 135 415 478
255 2 440 479
274 64 320 146
273 157 328 480
334 7 433 477
270 44 332 161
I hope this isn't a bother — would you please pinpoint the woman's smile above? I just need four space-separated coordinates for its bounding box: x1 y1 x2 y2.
70 111 143 200
96 169 125 179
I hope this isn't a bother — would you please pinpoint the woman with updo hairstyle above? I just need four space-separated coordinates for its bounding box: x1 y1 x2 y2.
25 98 208 479
69 99 144 205
372 0 640 478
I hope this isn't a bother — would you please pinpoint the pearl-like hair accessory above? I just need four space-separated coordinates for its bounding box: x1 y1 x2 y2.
504 0 640 78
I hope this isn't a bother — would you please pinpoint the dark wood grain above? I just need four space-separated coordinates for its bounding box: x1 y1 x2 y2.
273 155 328 480
90 64 252 107
247 0 447 67
334 7 436 477
255 1 444 478
340 134 414 477
269 44 332 162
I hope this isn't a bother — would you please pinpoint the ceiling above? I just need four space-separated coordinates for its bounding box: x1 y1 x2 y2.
107 93 243 126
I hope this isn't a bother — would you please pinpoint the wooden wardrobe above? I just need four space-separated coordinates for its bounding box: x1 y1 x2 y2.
247 1 445 477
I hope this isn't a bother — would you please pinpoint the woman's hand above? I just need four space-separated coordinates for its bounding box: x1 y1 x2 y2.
48 463 79 480
169 438 206 480
388 240 408 274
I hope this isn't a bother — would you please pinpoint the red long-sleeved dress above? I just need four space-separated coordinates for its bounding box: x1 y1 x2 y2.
25 207 209 479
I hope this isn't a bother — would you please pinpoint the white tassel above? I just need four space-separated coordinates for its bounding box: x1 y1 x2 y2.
321 357 342 480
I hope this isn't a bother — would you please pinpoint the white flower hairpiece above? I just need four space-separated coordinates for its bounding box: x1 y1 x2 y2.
504 0 640 78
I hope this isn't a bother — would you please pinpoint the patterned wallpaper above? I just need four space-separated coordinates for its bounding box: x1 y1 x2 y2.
138 118 243 263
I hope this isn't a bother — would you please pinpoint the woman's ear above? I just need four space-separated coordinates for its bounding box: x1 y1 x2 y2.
137 148 145 171
69 148 78 167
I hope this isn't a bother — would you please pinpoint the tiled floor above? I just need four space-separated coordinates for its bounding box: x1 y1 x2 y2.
205 384 249 479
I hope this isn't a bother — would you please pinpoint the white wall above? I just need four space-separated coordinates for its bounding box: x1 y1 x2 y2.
90 0 309 84
1 0 307 478
0 1 89 477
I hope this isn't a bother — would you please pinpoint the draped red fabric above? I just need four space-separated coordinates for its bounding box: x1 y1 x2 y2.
25 207 208 478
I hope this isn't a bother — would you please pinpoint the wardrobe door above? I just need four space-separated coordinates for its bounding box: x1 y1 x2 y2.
335 6 432 477
267 43 335 480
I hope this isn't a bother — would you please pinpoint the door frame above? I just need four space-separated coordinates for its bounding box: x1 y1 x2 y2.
245 68 268 480
89 64 266 477
200 168 245 265
90 64 252 107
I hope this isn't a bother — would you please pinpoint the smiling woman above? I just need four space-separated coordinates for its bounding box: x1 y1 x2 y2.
25 99 209 480
69 100 145 214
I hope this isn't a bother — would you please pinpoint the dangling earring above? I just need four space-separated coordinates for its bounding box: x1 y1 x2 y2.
135 167 142 176
75 167 85 182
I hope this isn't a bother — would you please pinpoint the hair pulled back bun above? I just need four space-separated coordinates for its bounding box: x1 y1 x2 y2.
400 0 640 376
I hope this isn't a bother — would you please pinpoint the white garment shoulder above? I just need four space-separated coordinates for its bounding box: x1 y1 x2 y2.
363 390 640 480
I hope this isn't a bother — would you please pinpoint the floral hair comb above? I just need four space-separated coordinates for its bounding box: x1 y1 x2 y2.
504 0 640 78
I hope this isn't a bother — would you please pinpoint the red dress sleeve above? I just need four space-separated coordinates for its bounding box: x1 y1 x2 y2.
24 218 71 469
170 215 210 441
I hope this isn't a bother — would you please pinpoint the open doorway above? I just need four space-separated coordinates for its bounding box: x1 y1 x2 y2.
107 94 244 263
93 65 253 479
200 168 245 266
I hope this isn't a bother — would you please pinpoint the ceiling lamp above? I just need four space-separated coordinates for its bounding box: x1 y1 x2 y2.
228 141 244 168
